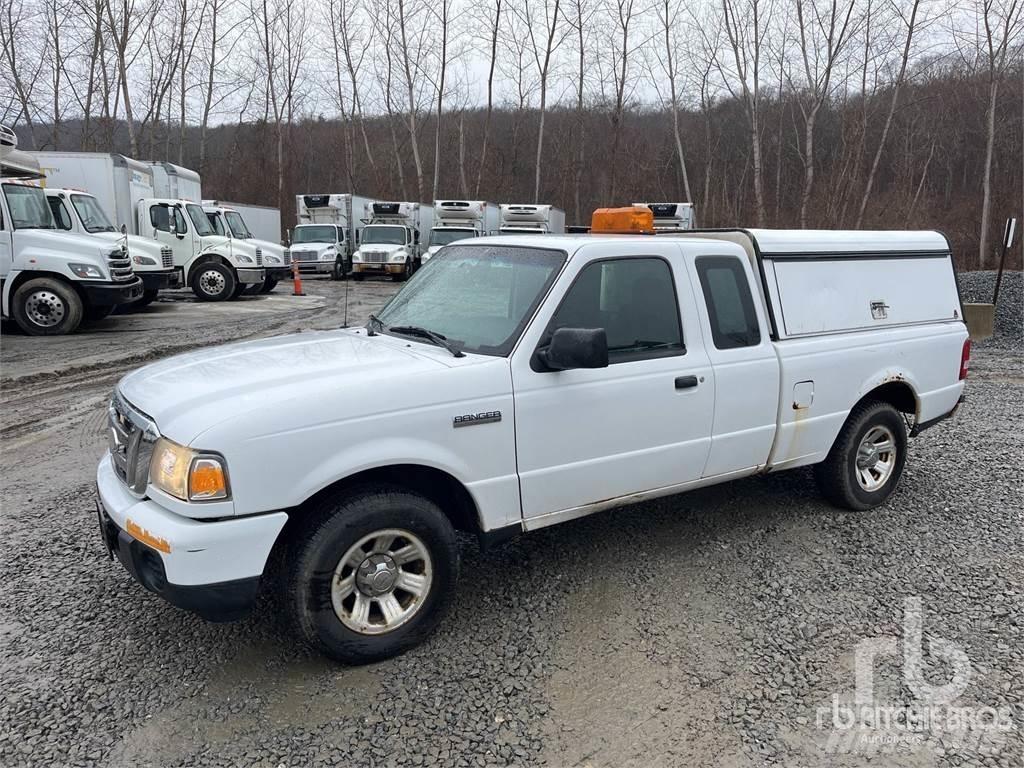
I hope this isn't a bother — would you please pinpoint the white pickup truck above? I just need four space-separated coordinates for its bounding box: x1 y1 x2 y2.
95 215 968 663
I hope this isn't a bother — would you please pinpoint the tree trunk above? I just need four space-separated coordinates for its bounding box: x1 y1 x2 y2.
978 77 999 269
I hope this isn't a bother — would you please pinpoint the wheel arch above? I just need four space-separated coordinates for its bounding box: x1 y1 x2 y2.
8 270 91 308
186 252 235 285
854 377 919 420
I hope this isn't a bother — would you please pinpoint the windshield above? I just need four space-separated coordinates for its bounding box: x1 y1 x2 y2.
429 228 475 248
187 203 216 236
293 225 337 244
206 211 227 236
225 210 253 239
2 184 55 229
362 225 406 245
70 194 117 232
375 244 565 356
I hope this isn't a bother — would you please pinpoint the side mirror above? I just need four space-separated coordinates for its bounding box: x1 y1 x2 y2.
120 224 127 235
286 231 291 245
536 327 608 371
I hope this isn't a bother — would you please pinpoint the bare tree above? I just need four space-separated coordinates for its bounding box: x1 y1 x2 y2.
650 0 694 209
104 0 150 156
1 0 42 147
473 0 503 197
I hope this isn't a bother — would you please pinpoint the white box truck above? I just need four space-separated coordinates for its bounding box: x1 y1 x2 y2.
291 193 375 279
203 201 288 293
424 200 499 263
352 201 431 281
2 144 142 335
498 204 566 234
635 202 696 231
149 162 202 202
204 200 281 244
32 151 264 301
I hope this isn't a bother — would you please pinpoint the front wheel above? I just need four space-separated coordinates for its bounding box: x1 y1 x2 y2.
191 262 237 301
813 400 907 510
83 303 115 323
391 259 411 282
286 487 459 664
259 277 279 294
11 277 84 336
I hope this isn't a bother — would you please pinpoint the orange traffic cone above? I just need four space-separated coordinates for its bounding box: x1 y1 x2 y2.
291 256 305 296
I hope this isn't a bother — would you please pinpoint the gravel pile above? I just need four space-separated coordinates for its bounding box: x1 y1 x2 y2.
1 277 1021 767
958 270 1023 349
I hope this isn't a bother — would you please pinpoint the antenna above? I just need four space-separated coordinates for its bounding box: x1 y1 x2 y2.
342 262 351 328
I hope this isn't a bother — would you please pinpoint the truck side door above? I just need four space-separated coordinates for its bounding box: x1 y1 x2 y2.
511 241 715 522
147 201 192 266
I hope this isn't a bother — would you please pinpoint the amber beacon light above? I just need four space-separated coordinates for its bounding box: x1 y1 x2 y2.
590 206 656 234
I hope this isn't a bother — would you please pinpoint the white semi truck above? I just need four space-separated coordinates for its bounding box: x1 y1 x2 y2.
424 200 500 263
2 145 142 335
291 193 375 279
203 201 288 293
32 152 264 301
498 204 566 235
635 202 696 231
352 201 432 281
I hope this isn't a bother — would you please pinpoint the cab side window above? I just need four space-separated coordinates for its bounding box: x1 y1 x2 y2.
150 205 170 232
543 257 684 363
173 207 188 234
696 256 761 349
47 198 73 230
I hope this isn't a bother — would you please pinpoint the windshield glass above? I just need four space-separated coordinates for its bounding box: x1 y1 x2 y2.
225 210 253 238
375 244 565 356
429 228 474 247
362 225 406 245
187 203 216 236
293 225 336 244
2 184 55 229
70 194 117 232
206 212 227 236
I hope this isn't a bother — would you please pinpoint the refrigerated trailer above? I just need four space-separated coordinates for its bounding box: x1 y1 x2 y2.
352 201 432 281
424 200 500 262
498 204 566 234
635 202 696 231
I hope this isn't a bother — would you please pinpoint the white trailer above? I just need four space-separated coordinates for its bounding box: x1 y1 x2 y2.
498 204 566 234
149 162 202 202
635 202 696 231
352 201 430 281
204 200 282 244
424 200 500 262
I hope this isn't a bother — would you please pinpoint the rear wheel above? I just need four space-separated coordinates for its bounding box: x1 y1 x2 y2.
814 400 907 510
286 486 459 664
191 262 236 302
11 277 84 336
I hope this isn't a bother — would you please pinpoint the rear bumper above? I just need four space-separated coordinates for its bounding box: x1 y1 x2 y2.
911 394 965 437
95 454 287 622
82 277 144 306
138 269 182 291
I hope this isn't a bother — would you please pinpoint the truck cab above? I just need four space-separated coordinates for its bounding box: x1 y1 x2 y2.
289 223 348 278
498 203 566 235
1 145 142 335
204 202 288 293
45 187 181 305
139 198 265 301
424 200 499 263
352 201 426 281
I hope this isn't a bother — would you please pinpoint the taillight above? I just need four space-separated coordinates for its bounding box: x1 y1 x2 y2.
959 338 971 380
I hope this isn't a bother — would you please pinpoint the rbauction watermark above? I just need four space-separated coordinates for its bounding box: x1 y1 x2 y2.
817 597 1014 756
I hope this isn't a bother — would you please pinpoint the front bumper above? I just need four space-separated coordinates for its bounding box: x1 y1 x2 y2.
353 263 406 274
95 454 287 622
236 267 266 284
138 269 182 291
296 261 335 273
81 277 144 306
266 266 292 280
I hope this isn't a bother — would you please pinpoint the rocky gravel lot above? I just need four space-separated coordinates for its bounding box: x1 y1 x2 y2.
1 272 1021 767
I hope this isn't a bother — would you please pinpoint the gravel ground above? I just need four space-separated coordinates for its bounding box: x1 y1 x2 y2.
1 274 1021 767
958 270 1023 350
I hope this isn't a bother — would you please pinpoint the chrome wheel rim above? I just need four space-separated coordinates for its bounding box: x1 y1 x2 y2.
24 290 66 328
331 528 432 635
855 425 897 492
198 269 226 295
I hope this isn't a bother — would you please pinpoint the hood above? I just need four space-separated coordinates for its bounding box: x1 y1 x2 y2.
250 238 285 258
359 243 405 254
117 329 493 444
17 228 110 257
93 231 163 258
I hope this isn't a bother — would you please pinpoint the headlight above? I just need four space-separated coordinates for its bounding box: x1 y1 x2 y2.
353 252 362 262
133 254 158 266
236 254 253 263
149 437 230 501
69 263 106 279
266 255 281 264
320 252 333 260
391 251 406 262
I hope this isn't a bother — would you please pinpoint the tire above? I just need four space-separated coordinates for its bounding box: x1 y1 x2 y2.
391 259 411 282
11 277 84 336
353 272 364 282
83 303 115 323
813 400 908 511
286 486 459 664
136 289 159 307
231 282 248 299
190 261 237 301
243 282 263 296
259 277 278 294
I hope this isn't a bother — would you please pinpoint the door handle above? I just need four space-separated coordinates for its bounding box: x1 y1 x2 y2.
675 375 699 390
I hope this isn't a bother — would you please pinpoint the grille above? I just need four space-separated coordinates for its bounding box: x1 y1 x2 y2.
160 246 173 269
107 247 135 282
362 251 387 263
108 393 158 497
292 250 319 262
255 247 263 266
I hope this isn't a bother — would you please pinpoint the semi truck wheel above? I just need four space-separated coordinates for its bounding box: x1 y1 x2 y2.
136 289 160 307
814 400 907 511
259 277 279 294
11 277 84 336
286 486 459 664
391 259 411 282
231 282 248 299
191 262 236 302
83 304 115 323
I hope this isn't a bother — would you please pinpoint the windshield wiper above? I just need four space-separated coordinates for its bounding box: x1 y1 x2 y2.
388 325 465 358
366 314 385 336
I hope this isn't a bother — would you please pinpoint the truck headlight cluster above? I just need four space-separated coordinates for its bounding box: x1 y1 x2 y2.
133 254 158 266
150 437 230 501
353 252 362 262
265 254 281 265
391 252 406 262
237 254 253 264
69 263 106 279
